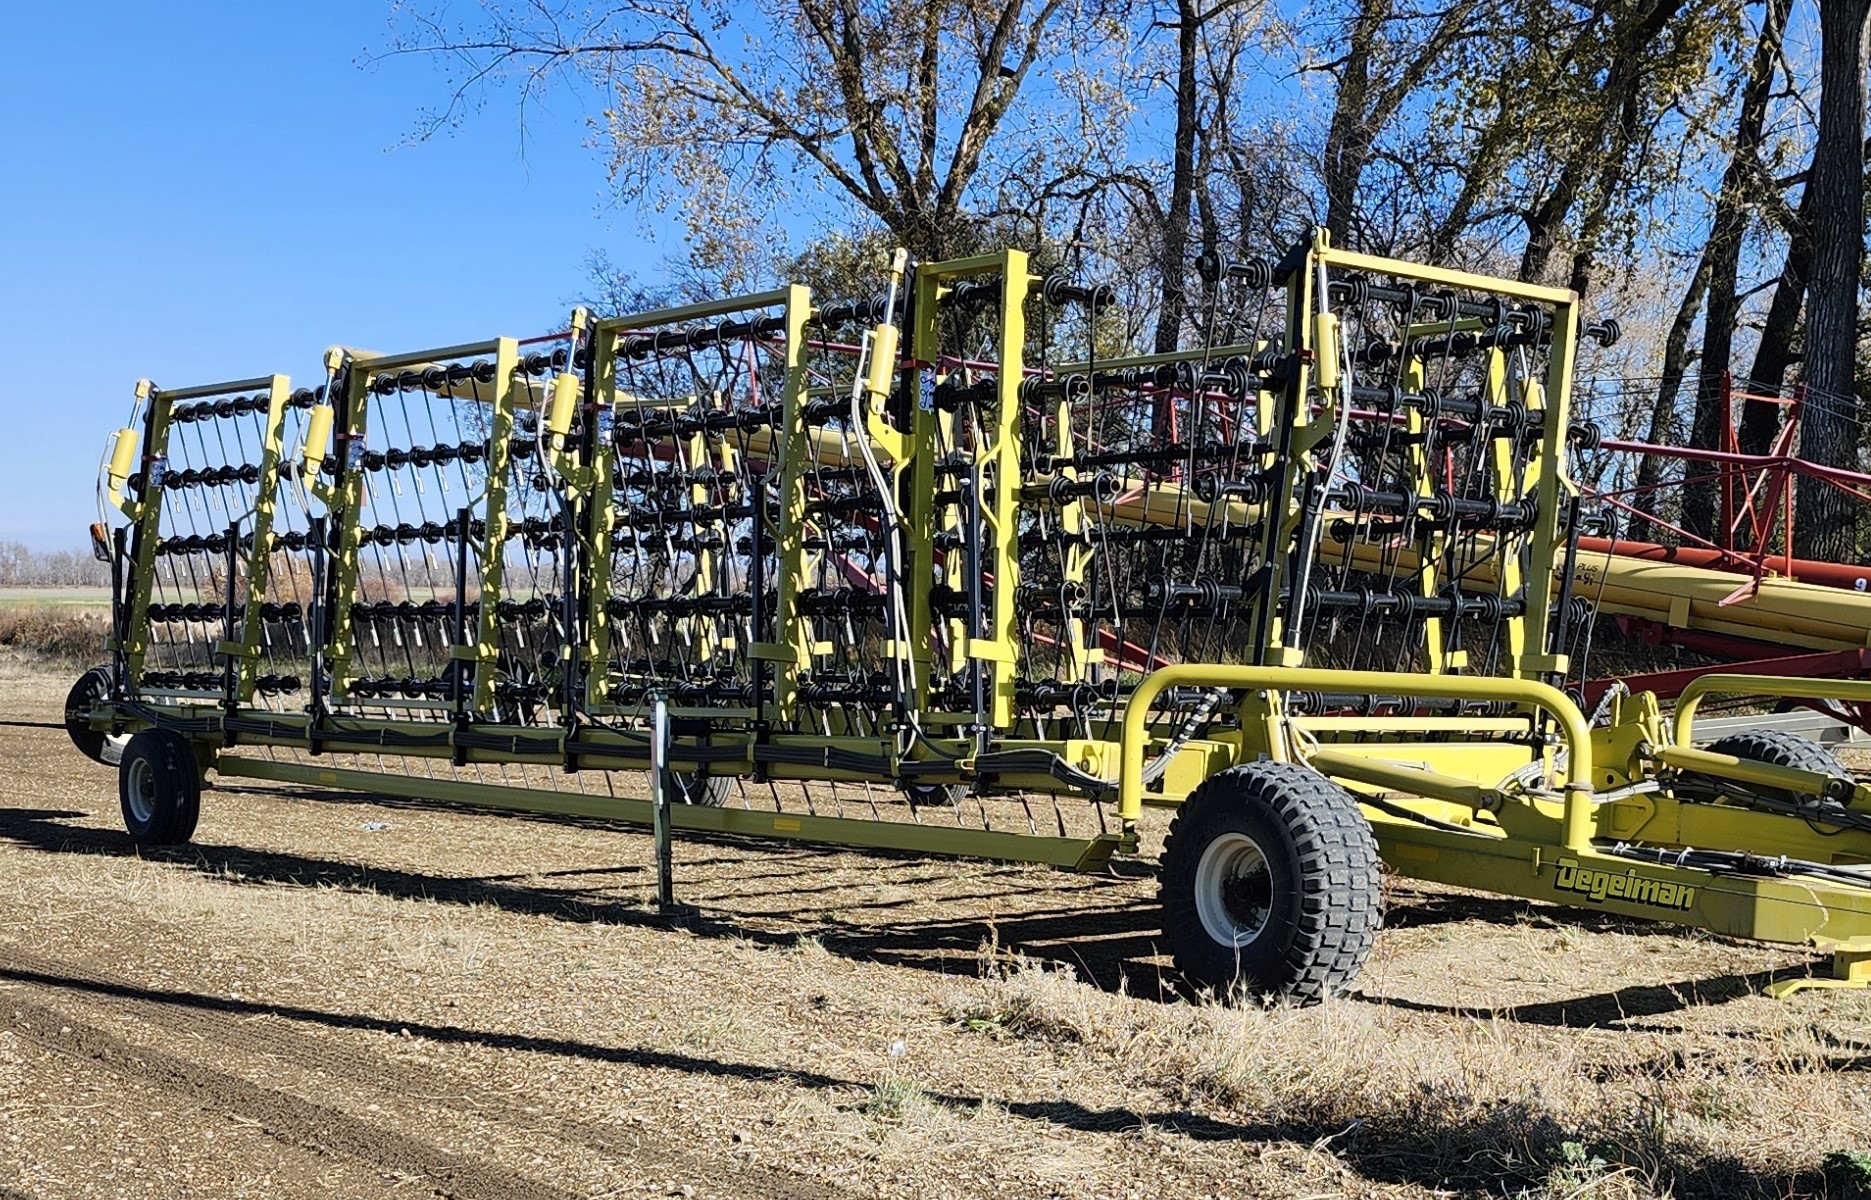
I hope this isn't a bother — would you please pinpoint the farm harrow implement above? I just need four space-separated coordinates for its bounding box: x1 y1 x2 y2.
68 232 1871 999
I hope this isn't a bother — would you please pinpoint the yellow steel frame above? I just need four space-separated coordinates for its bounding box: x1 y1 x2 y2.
908 250 1035 728
114 373 293 701
581 288 813 722
84 233 1871 993
322 339 524 713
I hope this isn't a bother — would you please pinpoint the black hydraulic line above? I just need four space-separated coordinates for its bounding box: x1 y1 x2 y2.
964 467 987 753
305 514 328 752
451 503 472 759
565 334 601 764
1358 791 1493 836
1604 843 1871 891
220 519 240 737
109 524 129 698
1546 492 1586 691
1249 238 1313 664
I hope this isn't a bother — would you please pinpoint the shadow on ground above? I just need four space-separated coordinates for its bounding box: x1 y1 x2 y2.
0 801 1827 1028
1 801 1169 991
0 953 1854 1200
1367 966 1816 1029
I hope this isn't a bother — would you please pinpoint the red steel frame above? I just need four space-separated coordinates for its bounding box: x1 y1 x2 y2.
1578 376 1871 729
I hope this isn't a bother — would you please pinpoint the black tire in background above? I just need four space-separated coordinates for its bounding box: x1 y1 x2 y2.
65 665 114 765
1703 726 1851 803
662 770 733 807
903 782 963 808
117 728 202 847
1159 761 1382 1003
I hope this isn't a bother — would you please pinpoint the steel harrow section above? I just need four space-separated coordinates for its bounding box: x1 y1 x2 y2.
121 376 318 709
98 239 1620 839
589 290 899 733
1011 251 1619 739
319 337 577 726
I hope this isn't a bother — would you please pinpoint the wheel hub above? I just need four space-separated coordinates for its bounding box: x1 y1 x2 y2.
1194 831 1274 947
125 757 157 824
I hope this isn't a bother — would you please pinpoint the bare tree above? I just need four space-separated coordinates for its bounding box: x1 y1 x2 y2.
1633 253 1712 539
1794 0 1871 559
1679 0 1792 540
389 0 1142 273
1737 176 1816 454
1514 0 1694 287
0 542 109 587
1313 0 1485 248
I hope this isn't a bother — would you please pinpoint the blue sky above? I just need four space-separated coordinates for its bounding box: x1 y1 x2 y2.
0 1 656 549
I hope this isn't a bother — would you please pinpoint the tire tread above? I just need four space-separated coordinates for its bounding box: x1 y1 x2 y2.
1159 761 1381 1003
1703 727 1849 783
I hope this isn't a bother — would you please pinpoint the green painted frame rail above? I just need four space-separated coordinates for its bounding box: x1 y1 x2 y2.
215 755 1124 870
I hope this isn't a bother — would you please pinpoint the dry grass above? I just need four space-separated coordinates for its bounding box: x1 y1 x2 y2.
945 954 1871 1199
0 605 109 664
1 661 1869 1199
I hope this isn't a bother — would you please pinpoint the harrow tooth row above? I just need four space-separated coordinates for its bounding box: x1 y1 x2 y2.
76 231 1871 1000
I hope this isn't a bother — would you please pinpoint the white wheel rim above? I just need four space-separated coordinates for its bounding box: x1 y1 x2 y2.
1194 831 1274 947
126 757 157 824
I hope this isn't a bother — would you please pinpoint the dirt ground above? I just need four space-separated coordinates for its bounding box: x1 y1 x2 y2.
2 654 1869 1200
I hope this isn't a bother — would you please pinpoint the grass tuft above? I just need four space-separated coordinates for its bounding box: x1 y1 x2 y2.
946 955 1858 1198
862 1069 940 1136
0 606 110 664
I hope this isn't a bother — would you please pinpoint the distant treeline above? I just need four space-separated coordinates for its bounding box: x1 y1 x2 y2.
0 542 110 587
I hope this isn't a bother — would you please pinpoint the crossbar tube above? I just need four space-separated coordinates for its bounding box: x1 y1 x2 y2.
1118 665 1594 849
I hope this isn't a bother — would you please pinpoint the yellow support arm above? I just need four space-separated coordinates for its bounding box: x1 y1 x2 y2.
1673 675 1871 746
1118 665 1596 848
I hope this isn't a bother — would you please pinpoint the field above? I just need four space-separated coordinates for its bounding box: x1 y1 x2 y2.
1 652 1870 1199
0 589 112 609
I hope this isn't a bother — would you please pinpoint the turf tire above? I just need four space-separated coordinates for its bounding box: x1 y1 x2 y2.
1159 761 1381 1003
903 783 963 807
1703 727 1850 802
117 728 202 847
663 770 732 807
65 665 114 765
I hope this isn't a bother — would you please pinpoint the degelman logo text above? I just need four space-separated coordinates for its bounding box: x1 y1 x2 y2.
1553 858 1696 911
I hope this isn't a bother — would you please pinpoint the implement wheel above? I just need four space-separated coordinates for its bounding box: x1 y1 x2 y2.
1703 727 1851 803
1159 761 1381 1003
64 665 115 765
663 770 732 807
903 783 963 808
118 729 202 847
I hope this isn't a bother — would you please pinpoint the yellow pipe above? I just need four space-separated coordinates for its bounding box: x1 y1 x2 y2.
1560 554 1871 652
1063 479 1871 659
1117 665 1595 849
1652 744 1846 800
1673 674 1871 746
590 361 1871 656
1304 746 1498 811
1327 534 1871 654
1072 475 1871 654
1091 484 1871 654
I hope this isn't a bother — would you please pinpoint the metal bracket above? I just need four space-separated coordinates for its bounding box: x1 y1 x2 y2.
1764 949 1871 998
649 694 699 922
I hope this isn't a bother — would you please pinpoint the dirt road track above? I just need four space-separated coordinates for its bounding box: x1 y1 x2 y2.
4 659 1871 1199
2 944 844 1200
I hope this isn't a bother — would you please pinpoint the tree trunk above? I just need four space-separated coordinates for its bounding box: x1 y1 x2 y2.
1518 0 1682 285
1738 173 1817 455
1683 0 1790 541
1153 0 1201 354
1320 1 1388 244
1794 0 1871 561
1634 253 1712 541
